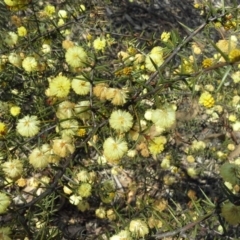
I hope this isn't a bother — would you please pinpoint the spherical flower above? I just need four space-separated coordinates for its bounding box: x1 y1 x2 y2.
56 100 75 119
16 115 40 137
65 46 87 68
52 138 75 157
77 170 90 182
129 219 149 237
231 71 240 83
29 146 49 169
22 56 38 72
221 202 240 225
202 58 214 68
49 75 71 98
95 207 106 219
8 53 22 67
58 10 68 18
44 5 56 17
103 137 128 164
151 105 176 130
229 49 240 63
192 42 202 54
111 89 128 106
69 195 82 205
199 92 215 108
148 136 167 157
109 110 133 133
0 122 7 137
0 192 11 214
78 183 92 198
145 52 164 72
161 31 170 42
10 106 21 116
71 75 91 95
93 37 107 51
220 162 240 185
4 32 18 46
216 39 237 53
59 119 79 138
17 26 27 37
2 159 23 179
41 44 51 54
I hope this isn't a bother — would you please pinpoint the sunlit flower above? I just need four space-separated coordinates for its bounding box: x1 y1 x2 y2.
103 137 128 164
52 138 75 157
150 105 176 130
58 119 79 138
161 31 170 42
111 89 128 106
29 145 50 169
10 105 21 116
109 110 133 133
69 194 82 205
93 37 107 51
2 159 23 179
16 115 40 137
8 53 22 67
192 42 202 54
44 5 56 17
199 92 215 108
42 44 51 54
216 39 237 53
4 32 18 46
231 71 240 83
0 122 7 137
49 75 71 98
145 51 164 72
129 219 149 237
65 46 87 68
148 136 167 156
22 56 38 72
202 58 214 68
0 192 11 214
56 100 75 119
58 10 68 18
79 4 86 12
74 101 91 121
17 26 27 37
78 183 92 198
229 49 240 63
95 207 106 219
71 75 91 95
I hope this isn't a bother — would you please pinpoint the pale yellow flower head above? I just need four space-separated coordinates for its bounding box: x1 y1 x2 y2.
56 100 75 119
0 122 7 137
145 51 164 72
52 138 75 157
8 53 22 67
216 39 237 53
103 137 128 164
44 5 56 17
231 71 240 83
129 219 149 237
161 31 170 42
78 183 92 198
22 56 38 72
10 106 21 116
29 145 50 169
109 110 133 133
72 75 91 95
0 192 11 214
148 136 167 157
49 75 71 98
16 115 40 137
2 159 23 179
4 32 18 46
65 46 87 68
93 37 107 51
17 26 27 37
199 92 215 108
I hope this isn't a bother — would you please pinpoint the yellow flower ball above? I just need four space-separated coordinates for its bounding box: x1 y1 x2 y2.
49 75 71 98
22 56 38 72
109 110 133 133
16 115 40 137
202 58 214 68
148 136 167 157
95 207 106 219
129 219 149 237
199 92 215 108
103 137 128 164
93 37 107 51
229 49 240 63
10 106 21 116
2 159 23 179
71 75 91 95
17 26 27 37
65 46 87 68
4 32 18 46
0 122 7 137
78 183 92 198
52 138 75 158
29 146 50 169
8 53 22 67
